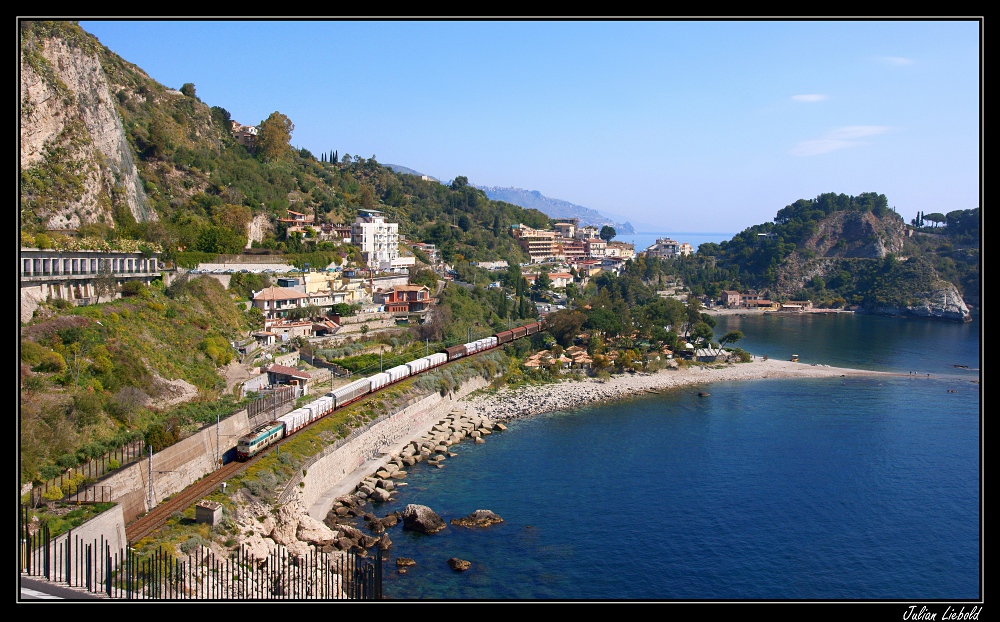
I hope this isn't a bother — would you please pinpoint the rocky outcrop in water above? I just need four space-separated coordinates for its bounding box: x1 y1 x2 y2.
451 510 504 528
402 504 447 534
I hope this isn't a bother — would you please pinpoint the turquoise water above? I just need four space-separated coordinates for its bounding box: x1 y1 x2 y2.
368 314 980 600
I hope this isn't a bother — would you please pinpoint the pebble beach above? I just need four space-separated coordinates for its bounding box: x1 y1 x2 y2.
465 359 905 421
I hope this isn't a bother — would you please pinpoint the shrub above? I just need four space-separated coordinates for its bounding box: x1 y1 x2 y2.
180 535 209 555
20 340 49 366
108 458 120 470
33 351 66 373
42 486 63 501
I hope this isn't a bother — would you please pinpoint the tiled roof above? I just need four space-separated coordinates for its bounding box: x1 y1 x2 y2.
253 287 308 301
267 364 311 380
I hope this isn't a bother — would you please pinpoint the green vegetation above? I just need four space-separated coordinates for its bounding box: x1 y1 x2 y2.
19 276 249 484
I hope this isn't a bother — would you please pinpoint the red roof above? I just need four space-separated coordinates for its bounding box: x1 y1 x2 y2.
267 364 311 380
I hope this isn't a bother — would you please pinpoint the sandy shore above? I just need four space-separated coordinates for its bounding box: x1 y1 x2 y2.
465 359 912 421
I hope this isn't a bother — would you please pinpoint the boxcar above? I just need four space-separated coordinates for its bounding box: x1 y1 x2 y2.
332 379 370 409
512 325 528 339
445 345 467 361
386 365 410 383
278 408 310 435
406 357 430 375
368 372 391 391
495 330 514 345
428 352 447 367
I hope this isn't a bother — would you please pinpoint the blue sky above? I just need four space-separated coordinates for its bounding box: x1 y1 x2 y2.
77 19 981 232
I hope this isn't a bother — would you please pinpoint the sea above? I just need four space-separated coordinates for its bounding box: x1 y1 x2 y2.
369 312 981 601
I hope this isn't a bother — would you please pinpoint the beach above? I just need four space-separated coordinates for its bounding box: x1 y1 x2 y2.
464 359 911 421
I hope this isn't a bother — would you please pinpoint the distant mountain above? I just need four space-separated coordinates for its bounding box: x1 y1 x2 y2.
385 163 439 182
473 185 635 235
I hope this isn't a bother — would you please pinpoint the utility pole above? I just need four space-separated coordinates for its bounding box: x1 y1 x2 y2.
216 410 221 470
426 338 428 356
147 446 154 510
380 348 383 372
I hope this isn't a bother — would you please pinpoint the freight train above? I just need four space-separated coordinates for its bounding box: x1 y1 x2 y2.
236 320 545 460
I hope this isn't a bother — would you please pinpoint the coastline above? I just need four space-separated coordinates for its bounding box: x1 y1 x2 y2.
463 359 922 421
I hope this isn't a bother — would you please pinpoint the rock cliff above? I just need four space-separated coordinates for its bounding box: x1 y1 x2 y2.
20 22 153 230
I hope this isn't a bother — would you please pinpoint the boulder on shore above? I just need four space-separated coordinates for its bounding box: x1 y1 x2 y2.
402 504 447 534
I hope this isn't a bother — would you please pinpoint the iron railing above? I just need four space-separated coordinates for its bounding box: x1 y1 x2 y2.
19 507 381 600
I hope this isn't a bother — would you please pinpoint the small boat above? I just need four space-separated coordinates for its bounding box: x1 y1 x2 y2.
698 392 710 397
790 354 799 362
953 364 969 369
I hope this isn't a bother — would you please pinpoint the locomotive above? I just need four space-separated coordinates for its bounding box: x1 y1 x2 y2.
236 320 546 460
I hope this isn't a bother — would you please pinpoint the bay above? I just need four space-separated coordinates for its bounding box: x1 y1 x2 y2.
372 314 980 600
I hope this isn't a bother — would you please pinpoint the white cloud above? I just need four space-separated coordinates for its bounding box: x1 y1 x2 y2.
792 94 827 103
791 125 890 156
876 56 915 66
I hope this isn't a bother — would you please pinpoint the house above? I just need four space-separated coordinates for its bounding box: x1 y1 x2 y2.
252 331 277 346
721 290 741 308
252 286 309 319
694 348 729 362
278 210 315 226
584 238 607 258
264 319 315 339
380 284 433 313
605 241 635 260
230 121 257 149
265 364 311 393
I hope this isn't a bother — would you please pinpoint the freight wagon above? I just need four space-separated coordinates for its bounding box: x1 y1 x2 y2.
235 318 545 460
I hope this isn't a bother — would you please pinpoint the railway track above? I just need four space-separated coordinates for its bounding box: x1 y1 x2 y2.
123 340 518 544
125 461 247 543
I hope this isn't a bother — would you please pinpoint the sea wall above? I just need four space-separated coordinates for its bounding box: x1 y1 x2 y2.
289 377 489 514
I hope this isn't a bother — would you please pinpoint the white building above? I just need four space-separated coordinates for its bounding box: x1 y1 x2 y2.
351 210 402 270
645 238 680 259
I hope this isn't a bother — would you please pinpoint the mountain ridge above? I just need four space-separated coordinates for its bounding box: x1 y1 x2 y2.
473 185 635 235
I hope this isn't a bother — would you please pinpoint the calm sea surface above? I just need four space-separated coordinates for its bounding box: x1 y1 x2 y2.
372 314 980 600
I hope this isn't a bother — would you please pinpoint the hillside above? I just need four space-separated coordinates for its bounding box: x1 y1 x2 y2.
692 193 976 320
475 185 635 234
19 21 568 269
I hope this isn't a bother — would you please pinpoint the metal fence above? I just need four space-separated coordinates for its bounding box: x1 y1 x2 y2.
247 385 298 419
28 439 145 506
19 508 382 600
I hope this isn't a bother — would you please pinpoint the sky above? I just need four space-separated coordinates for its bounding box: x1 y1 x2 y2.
76 19 981 233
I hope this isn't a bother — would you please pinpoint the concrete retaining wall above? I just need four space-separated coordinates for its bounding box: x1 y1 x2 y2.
42 504 127 583
100 410 251 524
290 376 489 514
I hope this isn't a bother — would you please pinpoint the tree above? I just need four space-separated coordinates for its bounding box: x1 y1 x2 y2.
719 330 744 348
600 225 617 243
257 111 295 163
94 259 118 304
923 212 946 228
451 176 469 190
180 83 197 99
359 184 377 211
